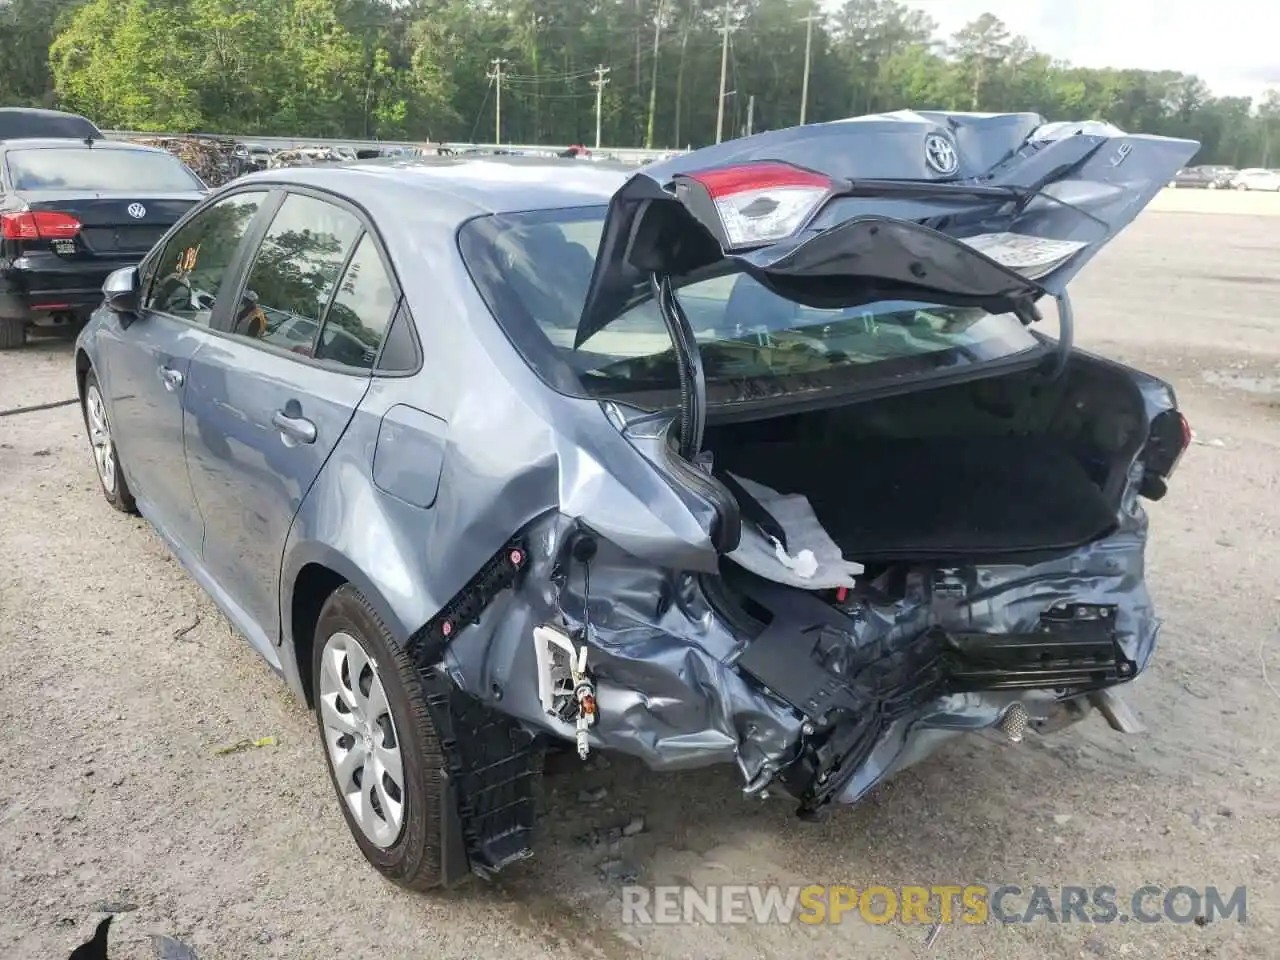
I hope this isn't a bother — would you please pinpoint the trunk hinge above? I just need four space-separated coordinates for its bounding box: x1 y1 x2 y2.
1020 289 1074 382
650 272 706 460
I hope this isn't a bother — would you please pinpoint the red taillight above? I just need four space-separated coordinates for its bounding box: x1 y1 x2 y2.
0 211 83 241
674 161 835 251
684 162 833 196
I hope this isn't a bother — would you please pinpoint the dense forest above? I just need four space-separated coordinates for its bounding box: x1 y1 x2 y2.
2 0 1278 163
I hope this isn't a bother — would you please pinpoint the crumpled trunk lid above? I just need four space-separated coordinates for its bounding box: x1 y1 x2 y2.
576 110 1200 344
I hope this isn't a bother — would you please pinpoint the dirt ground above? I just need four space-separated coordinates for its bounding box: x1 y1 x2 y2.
2 195 1278 960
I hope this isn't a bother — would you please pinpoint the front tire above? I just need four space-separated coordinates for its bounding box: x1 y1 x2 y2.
81 370 137 513
313 585 448 890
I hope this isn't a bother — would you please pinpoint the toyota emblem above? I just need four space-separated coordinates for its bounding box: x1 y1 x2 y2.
924 134 959 176
127 203 147 219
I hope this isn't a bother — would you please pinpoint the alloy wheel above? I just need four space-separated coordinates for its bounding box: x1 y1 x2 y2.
318 630 407 848
85 383 116 495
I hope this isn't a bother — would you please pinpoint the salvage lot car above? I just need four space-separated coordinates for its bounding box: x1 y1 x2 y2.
1230 167 1280 191
0 106 101 141
72 111 1197 890
1 137 206 348
1168 164 1233 189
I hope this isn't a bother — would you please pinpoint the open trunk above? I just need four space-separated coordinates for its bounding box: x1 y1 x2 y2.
703 352 1144 568
432 113 1198 862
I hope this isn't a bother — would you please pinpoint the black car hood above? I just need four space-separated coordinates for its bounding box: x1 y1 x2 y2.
576 111 1200 346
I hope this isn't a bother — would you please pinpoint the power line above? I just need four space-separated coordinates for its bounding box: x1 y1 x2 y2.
504 67 601 83
506 89 599 101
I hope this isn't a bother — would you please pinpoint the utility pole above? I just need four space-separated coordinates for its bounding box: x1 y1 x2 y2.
487 58 508 145
591 64 611 150
715 1 737 144
799 9 820 125
746 94 755 136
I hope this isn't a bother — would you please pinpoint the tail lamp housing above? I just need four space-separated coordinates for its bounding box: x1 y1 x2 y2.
0 211 83 241
672 161 836 252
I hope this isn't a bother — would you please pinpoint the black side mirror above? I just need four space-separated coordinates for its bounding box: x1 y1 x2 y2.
103 266 140 316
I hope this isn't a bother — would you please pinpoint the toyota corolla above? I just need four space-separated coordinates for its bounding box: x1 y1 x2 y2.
73 111 1197 889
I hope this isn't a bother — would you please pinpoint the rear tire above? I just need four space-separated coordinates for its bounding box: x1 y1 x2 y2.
312 585 448 890
0 318 25 350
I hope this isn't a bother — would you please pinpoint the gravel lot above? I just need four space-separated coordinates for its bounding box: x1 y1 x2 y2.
2 193 1278 960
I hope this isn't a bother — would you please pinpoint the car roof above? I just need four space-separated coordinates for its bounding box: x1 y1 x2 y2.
0 108 102 140
0 107 89 118
0 137 175 157
234 155 633 218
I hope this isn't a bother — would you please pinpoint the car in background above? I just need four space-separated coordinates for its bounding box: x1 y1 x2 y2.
1 138 206 348
0 107 101 141
73 112 1196 890
1169 165 1234 189
233 142 275 173
1230 167 1280 191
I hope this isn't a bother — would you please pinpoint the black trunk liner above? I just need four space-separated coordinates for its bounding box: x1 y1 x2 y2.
713 435 1116 561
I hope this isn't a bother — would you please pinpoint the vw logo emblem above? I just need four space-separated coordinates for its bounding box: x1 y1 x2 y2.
924 134 959 176
127 203 147 219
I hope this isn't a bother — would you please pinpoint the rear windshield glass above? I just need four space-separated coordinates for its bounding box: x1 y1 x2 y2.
6 147 202 192
459 207 1042 406
0 111 100 140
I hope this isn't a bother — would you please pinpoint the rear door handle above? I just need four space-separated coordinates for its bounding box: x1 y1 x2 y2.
272 409 317 445
159 366 184 390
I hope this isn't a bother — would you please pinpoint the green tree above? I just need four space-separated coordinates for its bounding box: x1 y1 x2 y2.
0 0 71 107
830 0 935 115
16 0 1275 162
50 0 204 130
946 13 1010 110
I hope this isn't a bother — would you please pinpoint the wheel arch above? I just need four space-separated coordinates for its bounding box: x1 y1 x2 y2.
75 347 92 399
280 543 414 708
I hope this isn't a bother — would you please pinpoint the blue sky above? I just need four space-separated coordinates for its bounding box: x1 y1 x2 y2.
895 0 1279 101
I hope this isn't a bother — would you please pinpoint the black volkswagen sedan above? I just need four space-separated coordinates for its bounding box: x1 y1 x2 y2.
0 137 205 348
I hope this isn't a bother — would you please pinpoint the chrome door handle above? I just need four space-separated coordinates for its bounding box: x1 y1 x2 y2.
272 409 317 445
159 366 184 390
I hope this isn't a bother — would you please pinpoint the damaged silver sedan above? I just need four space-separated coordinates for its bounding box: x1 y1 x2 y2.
74 111 1198 889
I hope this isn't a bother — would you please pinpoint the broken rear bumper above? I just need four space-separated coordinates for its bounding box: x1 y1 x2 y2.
435 482 1157 827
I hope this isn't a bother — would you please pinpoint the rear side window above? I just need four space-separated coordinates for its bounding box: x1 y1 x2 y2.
6 147 203 192
228 193 362 355
313 234 396 370
145 191 267 326
376 303 420 373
